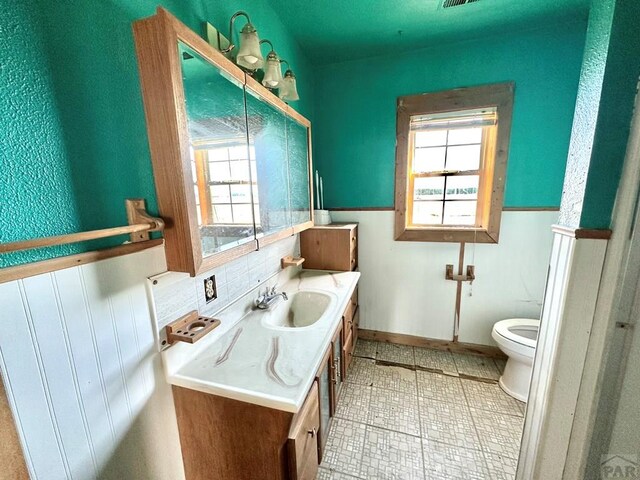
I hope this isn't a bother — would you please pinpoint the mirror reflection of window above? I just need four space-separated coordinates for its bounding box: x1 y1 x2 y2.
190 142 260 227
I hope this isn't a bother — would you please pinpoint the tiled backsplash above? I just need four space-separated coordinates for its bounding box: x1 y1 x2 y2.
148 235 299 347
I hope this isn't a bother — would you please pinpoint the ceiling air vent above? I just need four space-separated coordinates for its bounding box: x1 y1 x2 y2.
442 0 479 8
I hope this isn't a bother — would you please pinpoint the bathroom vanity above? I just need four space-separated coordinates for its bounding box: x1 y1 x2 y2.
162 270 360 479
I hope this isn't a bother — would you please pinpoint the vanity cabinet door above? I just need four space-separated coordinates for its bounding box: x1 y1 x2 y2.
315 347 332 461
287 382 320 480
330 323 343 415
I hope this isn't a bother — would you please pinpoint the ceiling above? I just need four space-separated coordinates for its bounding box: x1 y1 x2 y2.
266 0 591 64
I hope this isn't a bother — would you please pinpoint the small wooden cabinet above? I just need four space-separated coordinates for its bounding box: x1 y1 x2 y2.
300 224 358 272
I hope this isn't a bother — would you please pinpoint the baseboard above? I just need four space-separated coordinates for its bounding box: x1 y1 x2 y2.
358 329 506 359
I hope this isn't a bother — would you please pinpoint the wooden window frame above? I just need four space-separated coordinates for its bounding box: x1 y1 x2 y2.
394 82 514 243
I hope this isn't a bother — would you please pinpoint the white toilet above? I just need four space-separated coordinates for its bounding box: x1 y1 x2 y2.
491 318 540 402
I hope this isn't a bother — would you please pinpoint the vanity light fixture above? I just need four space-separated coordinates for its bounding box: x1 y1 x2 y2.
259 39 283 88
222 11 264 70
278 60 299 102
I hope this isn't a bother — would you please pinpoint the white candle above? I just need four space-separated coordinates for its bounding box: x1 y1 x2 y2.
320 176 324 210
315 170 320 210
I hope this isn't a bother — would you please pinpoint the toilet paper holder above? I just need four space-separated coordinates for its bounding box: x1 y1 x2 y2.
445 264 475 282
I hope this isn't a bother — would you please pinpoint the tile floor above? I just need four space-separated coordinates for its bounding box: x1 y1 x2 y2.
317 340 525 480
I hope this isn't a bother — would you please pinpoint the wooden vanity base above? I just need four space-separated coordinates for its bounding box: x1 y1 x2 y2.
173 382 320 480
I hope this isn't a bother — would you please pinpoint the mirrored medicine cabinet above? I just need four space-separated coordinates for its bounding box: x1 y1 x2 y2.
133 8 313 275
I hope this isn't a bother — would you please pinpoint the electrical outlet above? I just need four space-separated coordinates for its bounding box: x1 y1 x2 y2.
203 275 217 303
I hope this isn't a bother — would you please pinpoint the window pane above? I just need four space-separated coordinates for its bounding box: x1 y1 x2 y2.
414 130 447 147
413 201 443 225
193 185 200 206
232 204 253 224
446 145 481 171
414 177 444 201
447 127 482 145
213 204 233 223
414 147 445 173
228 145 248 160
191 161 197 183
446 175 479 200
208 148 228 161
210 162 231 182
229 160 251 181
210 185 230 203
443 201 477 225
230 184 252 204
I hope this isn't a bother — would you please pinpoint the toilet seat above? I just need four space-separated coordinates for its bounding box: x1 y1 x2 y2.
493 318 539 350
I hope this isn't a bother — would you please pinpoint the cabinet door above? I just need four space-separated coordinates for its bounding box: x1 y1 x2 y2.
288 382 320 480
315 348 332 461
179 42 257 258
330 324 343 415
287 113 312 228
244 85 292 240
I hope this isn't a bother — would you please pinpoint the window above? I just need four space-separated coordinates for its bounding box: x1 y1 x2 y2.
394 83 514 243
191 141 260 227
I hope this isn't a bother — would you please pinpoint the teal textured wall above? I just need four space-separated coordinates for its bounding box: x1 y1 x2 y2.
312 22 587 209
0 0 80 266
578 0 640 229
0 0 311 268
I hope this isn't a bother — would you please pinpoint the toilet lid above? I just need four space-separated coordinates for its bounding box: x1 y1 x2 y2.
494 318 539 349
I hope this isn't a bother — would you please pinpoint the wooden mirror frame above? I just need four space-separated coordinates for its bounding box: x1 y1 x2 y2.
133 8 313 275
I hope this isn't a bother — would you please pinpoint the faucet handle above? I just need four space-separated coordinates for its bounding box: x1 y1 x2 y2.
270 285 277 295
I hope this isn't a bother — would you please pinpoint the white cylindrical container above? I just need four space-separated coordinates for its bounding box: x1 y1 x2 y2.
314 210 331 226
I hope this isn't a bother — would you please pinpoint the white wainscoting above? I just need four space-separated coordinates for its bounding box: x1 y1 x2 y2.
0 246 185 480
518 231 608 480
0 232 300 480
330 210 557 345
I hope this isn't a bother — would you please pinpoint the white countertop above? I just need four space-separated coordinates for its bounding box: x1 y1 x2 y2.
162 269 360 413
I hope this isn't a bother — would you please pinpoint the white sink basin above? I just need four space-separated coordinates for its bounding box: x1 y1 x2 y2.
260 290 335 330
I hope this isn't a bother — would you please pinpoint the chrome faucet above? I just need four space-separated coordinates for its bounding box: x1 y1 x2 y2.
255 285 288 310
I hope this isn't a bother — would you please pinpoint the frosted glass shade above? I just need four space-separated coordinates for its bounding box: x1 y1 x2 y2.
236 24 264 70
262 53 283 88
279 73 299 101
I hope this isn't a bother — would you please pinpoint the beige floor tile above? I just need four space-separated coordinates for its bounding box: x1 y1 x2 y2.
422 439 490 480
376 342 415 366
416 370 466 404
414 347 457 374
353 339 377 359
461 379 523 417
320 418 367 477
335 383 372 424
316 466 364 479
453 353 501 380
470 408 524 459
483 452 518 480
418 397 481 450
372 363 417 393
494 357 507 374
368 387 420 436
359 426 424 480
346 357 376 386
